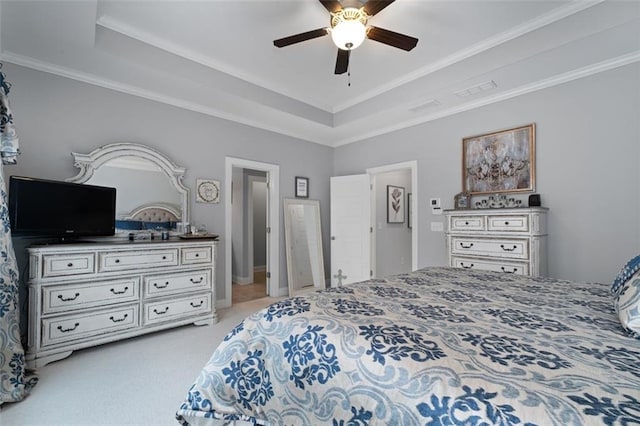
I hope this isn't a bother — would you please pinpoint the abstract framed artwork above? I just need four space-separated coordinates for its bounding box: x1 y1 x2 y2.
462 123 535 195
387 185 405 223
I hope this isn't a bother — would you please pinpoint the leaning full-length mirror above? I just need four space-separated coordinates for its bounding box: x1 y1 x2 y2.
283 198 325 296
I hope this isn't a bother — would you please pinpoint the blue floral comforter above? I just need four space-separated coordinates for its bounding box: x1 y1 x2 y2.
176 267 640 425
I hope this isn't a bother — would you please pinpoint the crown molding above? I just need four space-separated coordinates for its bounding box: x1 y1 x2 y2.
95 15 330 113
331 50 640 147
332 0 605 113
0 51 333 146
2 49 637 149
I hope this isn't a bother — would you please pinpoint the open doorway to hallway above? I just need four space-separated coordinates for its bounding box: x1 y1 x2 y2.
231 168 267 304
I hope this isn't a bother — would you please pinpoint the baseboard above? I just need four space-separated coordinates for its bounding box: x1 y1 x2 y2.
254 265 266 272
232 275 251 285
215 297 232 309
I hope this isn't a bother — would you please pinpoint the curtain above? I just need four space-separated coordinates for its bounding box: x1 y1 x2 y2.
0 65 37 403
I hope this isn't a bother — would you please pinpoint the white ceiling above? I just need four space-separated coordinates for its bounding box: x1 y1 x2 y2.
1 0 639 146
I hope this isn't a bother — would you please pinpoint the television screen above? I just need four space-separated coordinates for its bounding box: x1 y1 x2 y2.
9 176 116 238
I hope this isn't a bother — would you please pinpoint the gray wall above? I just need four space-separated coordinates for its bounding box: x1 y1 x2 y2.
253 180 267 268
3 63 334 303
375 170 412 277
334 63 640 284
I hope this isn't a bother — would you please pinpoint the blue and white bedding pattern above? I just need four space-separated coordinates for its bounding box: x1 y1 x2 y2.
176 267 640 425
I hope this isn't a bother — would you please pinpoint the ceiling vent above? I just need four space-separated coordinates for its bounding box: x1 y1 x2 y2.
454 80 498 98
408 99 441 113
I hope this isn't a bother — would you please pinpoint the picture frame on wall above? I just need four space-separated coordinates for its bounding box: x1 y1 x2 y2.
295 176 309 198
462 123 535 195
387 185 405 223
196 179 220 204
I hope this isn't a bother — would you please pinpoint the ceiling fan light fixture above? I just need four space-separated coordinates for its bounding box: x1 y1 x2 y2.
330 7 367 50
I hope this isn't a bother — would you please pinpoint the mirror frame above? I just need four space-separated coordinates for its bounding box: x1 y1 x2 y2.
283 198 325 296
67 142 190 224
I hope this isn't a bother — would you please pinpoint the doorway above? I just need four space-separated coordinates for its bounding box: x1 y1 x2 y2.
224 157 280 308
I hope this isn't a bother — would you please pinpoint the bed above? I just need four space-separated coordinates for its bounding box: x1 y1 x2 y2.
114 202 180 233
176 266 640 425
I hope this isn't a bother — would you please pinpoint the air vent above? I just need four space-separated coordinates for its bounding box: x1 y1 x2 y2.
408 99 441 113
454 80 498 98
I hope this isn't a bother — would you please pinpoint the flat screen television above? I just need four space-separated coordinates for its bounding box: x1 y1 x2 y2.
8 176 116 239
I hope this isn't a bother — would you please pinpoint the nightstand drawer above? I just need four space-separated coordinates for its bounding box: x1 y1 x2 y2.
99 249 178 272
487 215 529 232
451 257 529 275
181 246 212 265
451 237 529 259
144 270 211 297
43 278 140 314
144 293 211 325
42 304 139 346
449 216 485 231
42 253 95 278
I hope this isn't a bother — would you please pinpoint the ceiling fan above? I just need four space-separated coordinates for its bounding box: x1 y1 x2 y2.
273 0 418 75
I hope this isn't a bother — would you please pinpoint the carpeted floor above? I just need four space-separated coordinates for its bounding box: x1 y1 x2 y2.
0 296 280 426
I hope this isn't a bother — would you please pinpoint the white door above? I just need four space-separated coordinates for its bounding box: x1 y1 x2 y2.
330 174 371 286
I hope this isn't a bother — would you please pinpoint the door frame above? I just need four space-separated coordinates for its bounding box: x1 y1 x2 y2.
246 175 267 284
224 157 280 308
366 160 418 274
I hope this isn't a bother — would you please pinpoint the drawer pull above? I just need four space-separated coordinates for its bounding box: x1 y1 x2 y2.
460 262 474 269
190 300 204 308
109 313 128 323
58 292 80 302
190 277 204 284
464 221 469 225
153 307 169 315
162 256 167 260
459 242 474 249
110 286 129 295
501 266 518 274
114 259 120 264
504 221 510 225
153 281 170 289
500 244 518 252
67 262 74 267
195 253 200 257
57 322 80 333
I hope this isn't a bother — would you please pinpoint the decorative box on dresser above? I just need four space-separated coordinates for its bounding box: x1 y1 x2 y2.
26 238 217 368
444 207 548 277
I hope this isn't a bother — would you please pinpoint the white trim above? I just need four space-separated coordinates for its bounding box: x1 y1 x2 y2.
246 174 268 285
366 161 419 272
333 50 640 147
224 157 280 309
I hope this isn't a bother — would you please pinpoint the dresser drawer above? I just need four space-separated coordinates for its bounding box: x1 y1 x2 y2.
144 270 211 297
143 293 212 325
450 237 529 259
42 278 140 314
99 249 178 272
487 215 529 232
181 246 212 265
41 304 139 346
451 257 529 275
42 253 95 278
449 216 485 232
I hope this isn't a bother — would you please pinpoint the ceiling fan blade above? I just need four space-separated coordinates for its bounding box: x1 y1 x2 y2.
363 0 395 16
335 49 350 74
319 0 343 13
366 26 418 51
273 28 329 48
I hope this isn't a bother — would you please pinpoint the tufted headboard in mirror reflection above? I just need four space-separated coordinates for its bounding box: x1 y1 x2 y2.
67 143 189 231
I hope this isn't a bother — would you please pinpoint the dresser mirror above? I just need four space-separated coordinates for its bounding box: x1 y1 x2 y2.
283 198 325 296
67 142 189 233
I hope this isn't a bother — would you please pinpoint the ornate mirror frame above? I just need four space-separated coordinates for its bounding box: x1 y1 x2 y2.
67 142 190 225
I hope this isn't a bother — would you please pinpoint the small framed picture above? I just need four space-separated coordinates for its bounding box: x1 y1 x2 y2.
295 176 309 198
454 192 471 209
387 185 405 223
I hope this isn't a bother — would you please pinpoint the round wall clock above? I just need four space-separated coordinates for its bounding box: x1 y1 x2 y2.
196 179 220 203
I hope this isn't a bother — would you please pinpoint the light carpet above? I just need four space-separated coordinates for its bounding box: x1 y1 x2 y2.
0 297 279 426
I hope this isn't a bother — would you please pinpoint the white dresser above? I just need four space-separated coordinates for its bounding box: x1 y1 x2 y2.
444 207 548 277
26 238 217 368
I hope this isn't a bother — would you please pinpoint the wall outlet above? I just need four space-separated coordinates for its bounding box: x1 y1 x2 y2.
430 222 444 232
